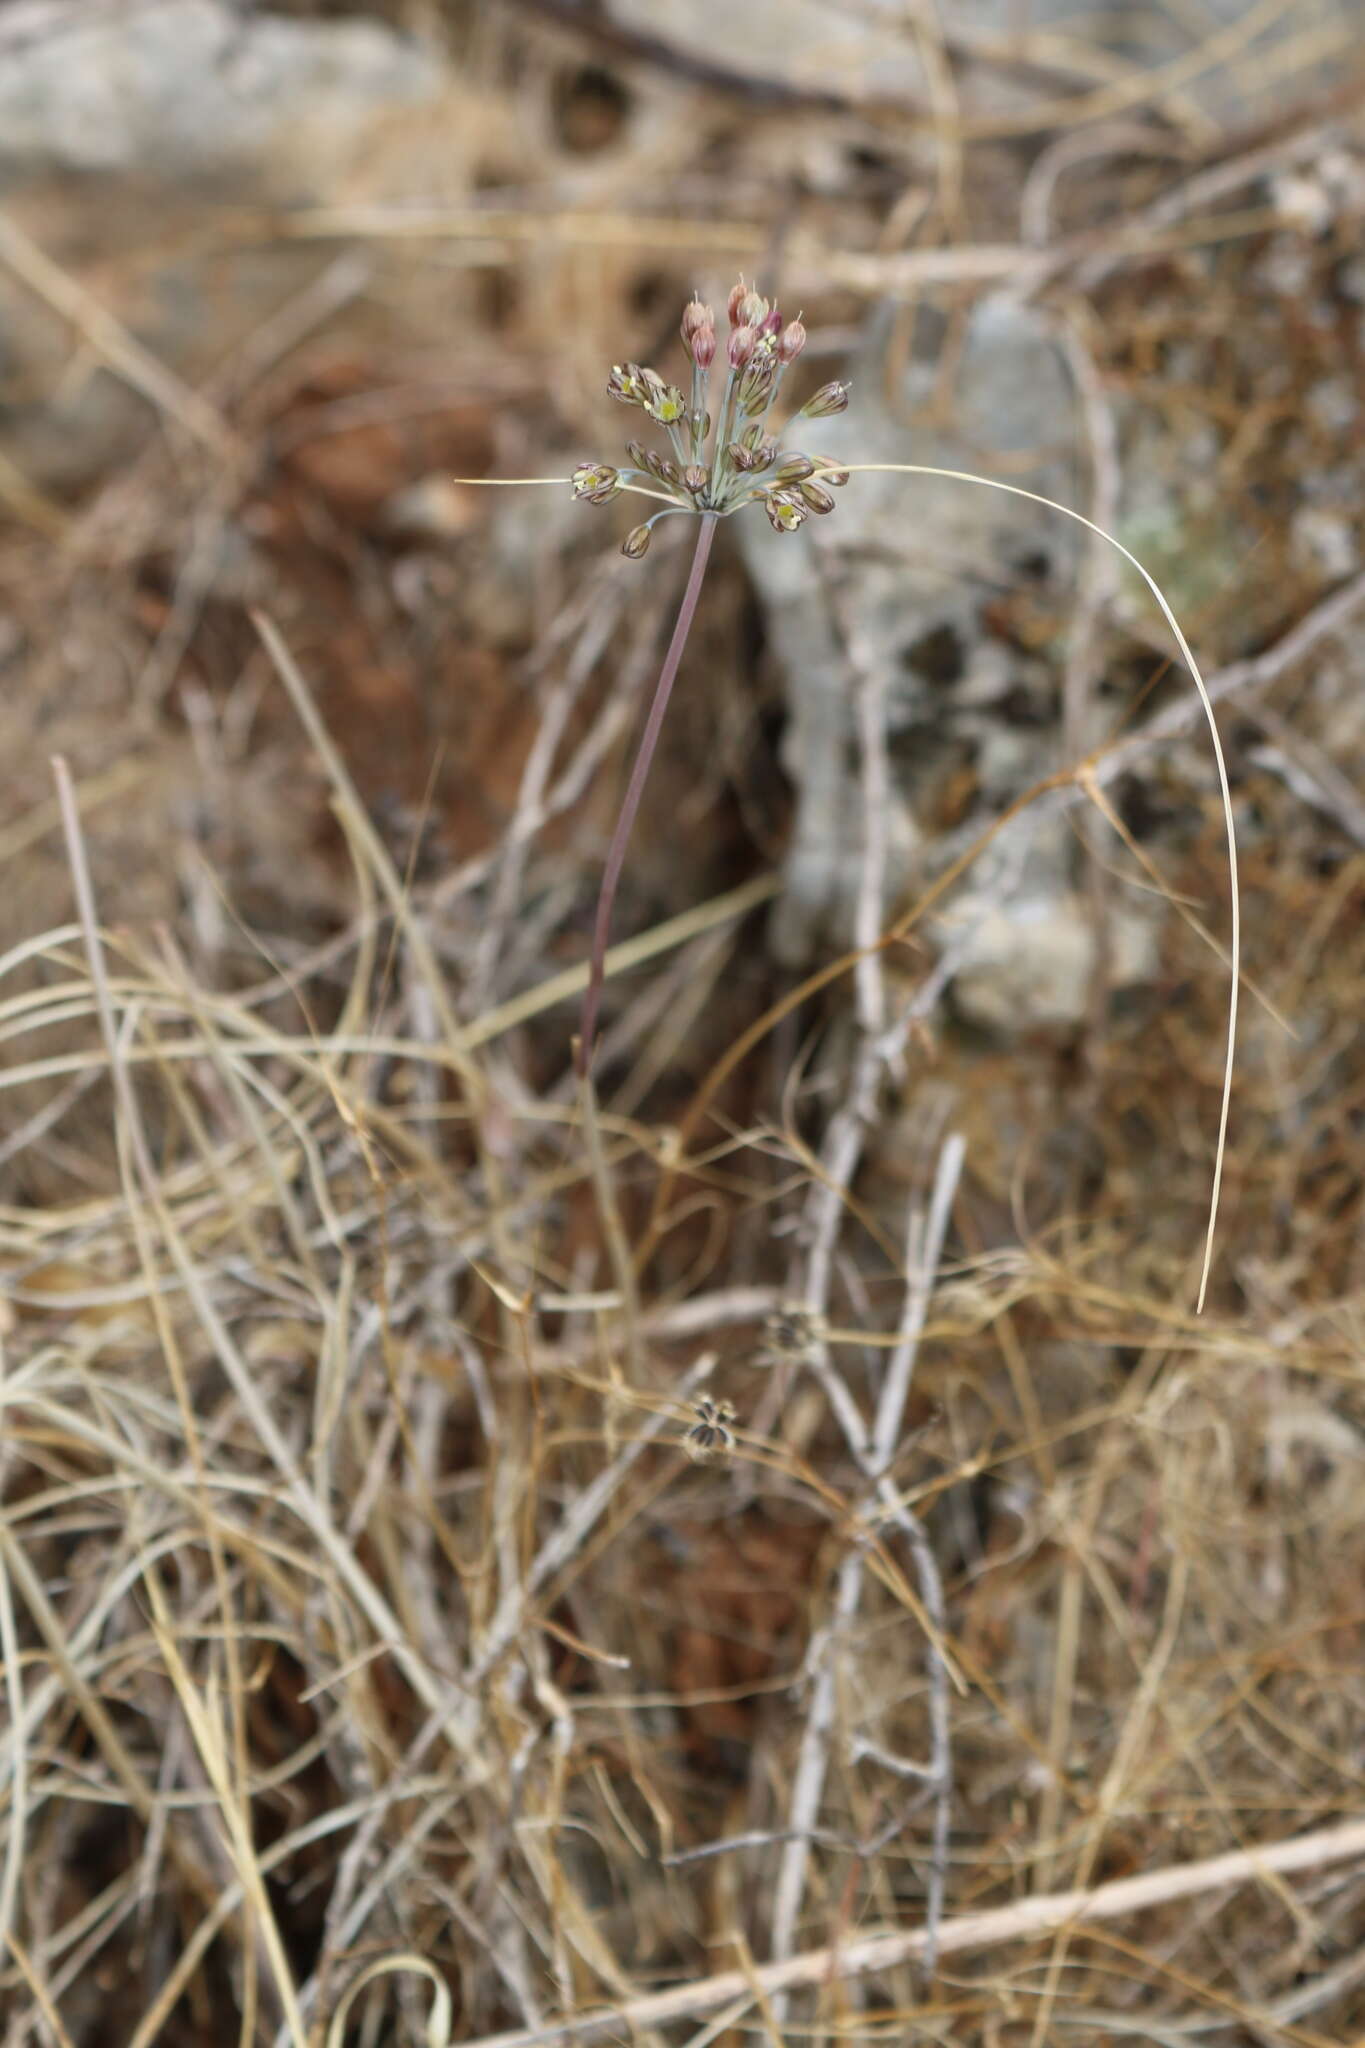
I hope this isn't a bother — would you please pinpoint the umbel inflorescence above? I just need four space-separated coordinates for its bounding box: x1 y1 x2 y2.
570 280 850 555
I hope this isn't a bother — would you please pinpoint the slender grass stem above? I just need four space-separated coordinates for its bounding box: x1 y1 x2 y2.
576 512 718 1074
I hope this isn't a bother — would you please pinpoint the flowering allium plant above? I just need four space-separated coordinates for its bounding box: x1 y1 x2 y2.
546 280 864 1082
463 278 1240 1306
569 280 850 554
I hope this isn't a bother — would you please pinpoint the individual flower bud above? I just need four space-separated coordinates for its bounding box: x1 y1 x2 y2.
740 422 764 451
621 523 652 559
798 480 836 514
691 320 716 369
625 439 649 470
816 467 850 487
687 408 711 443
774 453 815 483
760 307 783 338
681 297 712 346
683 1396 737 1467
682 464 709 498
571 461 621 502
800 380 850 419
752 438 779 472
727 277 749 325
777 317 807 364
645 451 680 485
738 360 777 414
727 441 761 472
728 325 757 368
764 489 808 534
739 289 769 328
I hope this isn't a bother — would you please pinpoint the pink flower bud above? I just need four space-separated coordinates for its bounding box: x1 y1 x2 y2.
681 297 711 340
727 278 748 326
739 290 768 328
691 320 716 368
681 299 717 363
777 318 807 364
728 325 757 368
760 308 783 338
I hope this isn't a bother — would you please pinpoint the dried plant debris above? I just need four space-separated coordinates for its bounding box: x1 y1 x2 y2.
754 1302 826 1368
0 8 1364 2048
681 1393 738 1465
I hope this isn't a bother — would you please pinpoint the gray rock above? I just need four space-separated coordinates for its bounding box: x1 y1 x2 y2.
942 878 1161 1032
0 0 441 185
0 1 445 491
617 0 1346 126
741 291 1084 987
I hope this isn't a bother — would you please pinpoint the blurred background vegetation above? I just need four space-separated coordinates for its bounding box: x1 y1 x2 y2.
1 3 1364 2045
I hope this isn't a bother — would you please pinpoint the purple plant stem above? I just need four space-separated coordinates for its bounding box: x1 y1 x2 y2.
576 512 718 1074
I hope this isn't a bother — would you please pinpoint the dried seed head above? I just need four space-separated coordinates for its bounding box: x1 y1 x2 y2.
571 462 621 504
764 489 808 534
683 1395 738 1467
756 1305 824 1367
728 325 757 369
800 380 850 419
777 317 807 364
621 523 653 560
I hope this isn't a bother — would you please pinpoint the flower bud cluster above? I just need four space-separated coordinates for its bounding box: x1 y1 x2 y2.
573 279 849 557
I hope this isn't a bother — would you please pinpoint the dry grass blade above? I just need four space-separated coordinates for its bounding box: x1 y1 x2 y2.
453 1820 1365 2048
832 462 1240 1312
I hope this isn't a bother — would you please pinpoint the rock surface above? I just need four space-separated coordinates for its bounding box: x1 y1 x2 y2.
737 289 1156 1032
0 0 441 185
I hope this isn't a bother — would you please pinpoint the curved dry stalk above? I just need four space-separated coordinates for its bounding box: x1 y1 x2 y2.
829 461 1239 1314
